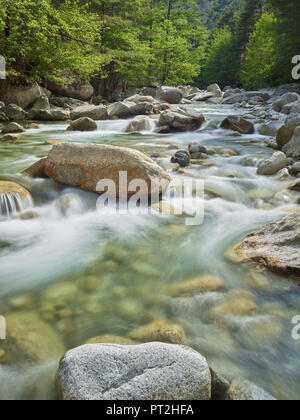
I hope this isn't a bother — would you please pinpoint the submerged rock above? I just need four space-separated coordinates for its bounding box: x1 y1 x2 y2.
166 275 223 297
56 342 211 400
228 379 276 401
128 320 186 344
85 335 137 345
229 214 300 277
45 143 170 200
0 181 33 216
0 312 65 365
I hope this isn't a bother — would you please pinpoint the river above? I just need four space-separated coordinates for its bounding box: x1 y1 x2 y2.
0 103 299 400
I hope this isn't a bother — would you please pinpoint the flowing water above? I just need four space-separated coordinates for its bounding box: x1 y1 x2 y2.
0 103 299 400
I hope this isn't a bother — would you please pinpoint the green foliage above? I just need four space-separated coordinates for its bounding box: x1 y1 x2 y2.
0 0 103 83
241 12 277 89
202 26 239 87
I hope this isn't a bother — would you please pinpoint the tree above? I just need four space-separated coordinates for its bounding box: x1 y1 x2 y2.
0 0 103 84
241 12 277 89
266 0 300 84
202 26 240 87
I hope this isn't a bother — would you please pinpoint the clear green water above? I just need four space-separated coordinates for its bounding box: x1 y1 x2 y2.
0 104 299 400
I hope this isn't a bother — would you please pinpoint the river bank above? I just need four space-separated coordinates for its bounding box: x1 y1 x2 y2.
0 84 299 400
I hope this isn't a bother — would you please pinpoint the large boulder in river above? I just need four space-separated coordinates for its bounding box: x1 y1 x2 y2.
157 88 183 104
45 143 170 200
159 110 205 132
276 114 300 149
2 76 42 109
282 126 300 158
56 342 211 400
257 151 288 175
47 79 94 101
221 116 254 134
272 92 299 113
67 117 97 132
70 105 108 121
228 214 300 277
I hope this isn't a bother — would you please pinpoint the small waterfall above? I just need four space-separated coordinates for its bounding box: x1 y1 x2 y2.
0 192 33 218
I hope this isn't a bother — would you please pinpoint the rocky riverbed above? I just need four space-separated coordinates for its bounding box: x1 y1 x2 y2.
0 84 300 400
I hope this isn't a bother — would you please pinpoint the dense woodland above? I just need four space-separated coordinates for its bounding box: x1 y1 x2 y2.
0 0 299 97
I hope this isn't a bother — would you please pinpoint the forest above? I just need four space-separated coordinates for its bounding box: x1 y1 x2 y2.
0 0 300 96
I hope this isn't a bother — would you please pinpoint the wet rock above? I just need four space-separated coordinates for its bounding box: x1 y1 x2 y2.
288 179 300 192
128 320 185 344
258 121 283 137
230 213 300 277
126 95 156 104
210 368 230 399
272 92 299 112
0 134 20 142
85 335 138 345
16 210 40 220
45 143 170 200
2 122 25 134
222 94 247 104
0 312 65 365
31 95 50 111
3 104 26 121
257 151 288 175
22 158 47 178
283 126 300 158
290 161 300 175
157 87 183 104
0 181 32 203
188 142 207 157
276 115 300 149
171 151 190 168
70 105 108 121
159 110 205 132
228 379 276 401
209 297 257 318
28 108 70 121
56 342 211 400
67 117 97 131
166 275 223 297
125 117 152 133
282 100 300 115
221 116 254 134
